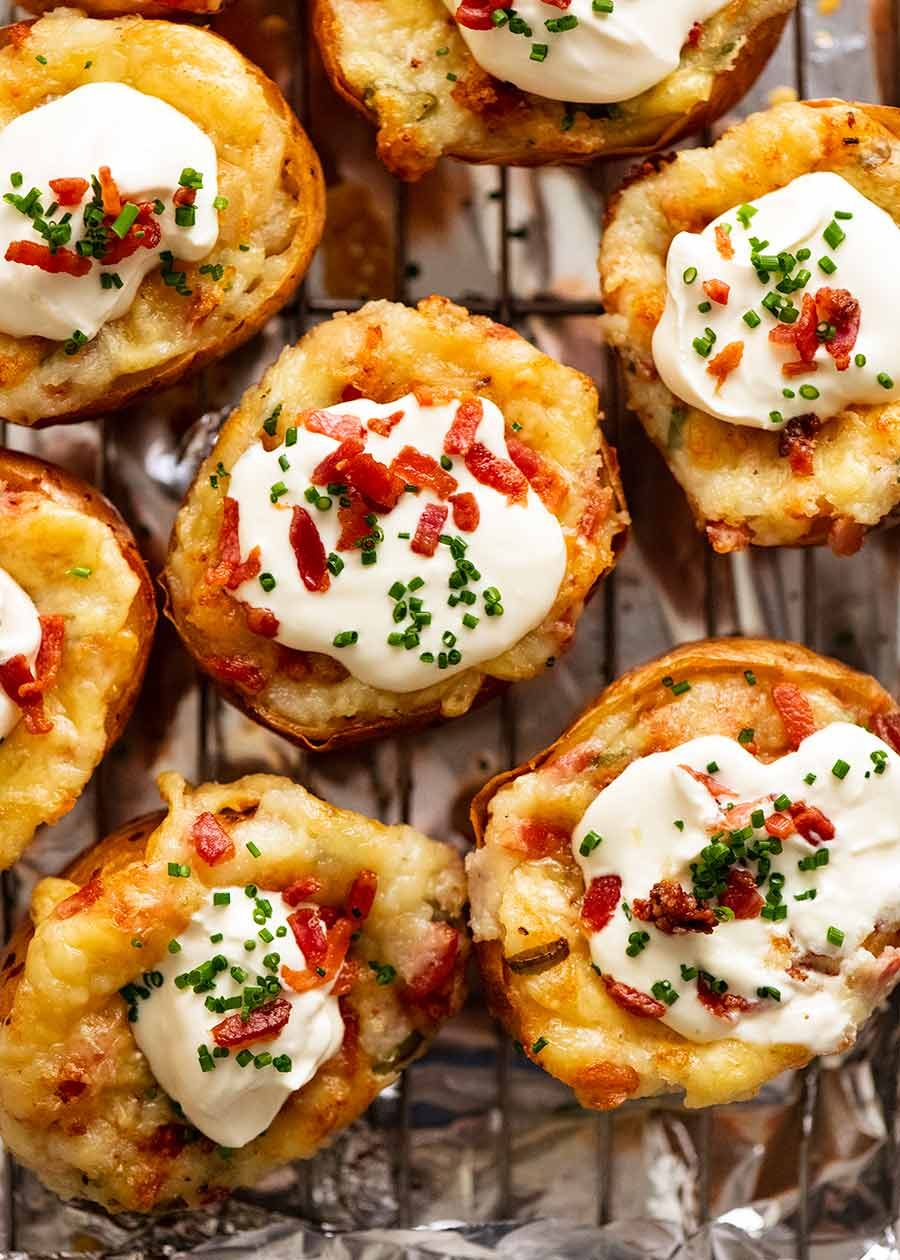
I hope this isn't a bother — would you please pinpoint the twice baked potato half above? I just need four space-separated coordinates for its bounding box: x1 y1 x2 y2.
313 0 794 180
0 771 468 1211
163 296 628 750
601 100 900 554
469 637 900 1110
0 11 324 427
19 0 224 16
0 448 155 869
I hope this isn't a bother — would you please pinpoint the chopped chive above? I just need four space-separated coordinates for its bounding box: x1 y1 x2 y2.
333 630 359 647
831 759 850 780
167 862 190 878
826 925 845 947
579 830 602 856
531 1037 549 1054
246 841 262 858
682 266 698 285
110 203 139 239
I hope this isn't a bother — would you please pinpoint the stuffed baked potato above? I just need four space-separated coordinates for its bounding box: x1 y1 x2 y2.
0 11 324 427
600 100 900 554
469 637 900 1109
19 0 224 16
313 0 794 180
0 448 155 869
163 296 628 750
0 771 468 1211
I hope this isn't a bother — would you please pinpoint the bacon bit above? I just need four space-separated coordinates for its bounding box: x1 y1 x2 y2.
778 414 821 477
205 654 267 693
189 812 235 866
505 818 570 858
706 520 751 554
507 438 568 512
828 517 866 557
345 870 378 922
714 225 734 260
332 956 360 997
687 19 703 45
764 811 793 840
336 493 373 551
340 384 364 402
602 976 666 1019
579 486 613 540
402 922 459 1002
282 918 353 994
706 340 743 391
771 293 818 364
703 278 730 306
0 653 52 734
343 452 405 511
5 240 91 278
540 0 571 7
289 506 330 594
450 491 480 532
173 186 196 208
311 437 365 486
582 875 623 932
411 503 449 557
781 360 818 379
282 876 324 906
815 288 860 371
208 498 261 590
48 177 89 207
305 409 366 443
368 409 405 437
391 446 458 499
244 604 280 638
772 682 816 748
454 0 501 29
697 976 753 1019
56 1079 88 1103
718 867 763 919
23 615 64 700
212 996 291 1048
101 202 161 265
464 442 528 504
632 879 717 934
288 906 329 968
444 398 484 454
97 166 122 217
871 712 900 754
680 764 739 798
55 877 102 920
790 801 835 844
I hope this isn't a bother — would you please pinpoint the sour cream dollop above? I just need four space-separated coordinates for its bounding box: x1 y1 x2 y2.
574 722 900 1052
445 0 723 104
0 568 41 742
227 394 567 693
0 82 219 342
130 888 344 1148
653 172 900 430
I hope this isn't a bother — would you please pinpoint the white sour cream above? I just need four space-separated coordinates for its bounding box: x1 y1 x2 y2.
130 887 344 1148
445 0 723 104
0 568 41 742
573 722 900 1051
0 82 219 342
227 394 567 693
653 172 900 430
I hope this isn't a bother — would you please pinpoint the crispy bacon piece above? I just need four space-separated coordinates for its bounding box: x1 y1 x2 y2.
687 19 703 44
602 976 666 1019
828 517 865 557
212 996 291 1048
344 452 405 511
444 398 484 454
49 177 89 207
680 764 739 798
582 875 623 932
706 520 751 554
706 340 743 391
391 446 458 499
173 185 196 208
703 278 730 306
770 292 818 364
97 166 122 217
368 409 404 437
311 437 365 486
55 877 102 920
207 497 261 591
345 870 378 922
244 604 280 638
464 442 528 504
714 225 734 260
5 240 91 278
289 505 330 594
718 867 763 919
697 977 753 1019
411 502 449 557
454 0 500 29
282 918 353 994
790 801 835 844
450 491 480 532
282 876 324 906
815 287 860 371
764 811 793 840
778 415 821 477
402 922 459 1001
26 615 64 699
288 906 329 968
781 360 819 379
541 0 571 7
205 654 266 693
871 712 900 754
506 818 570 858
0 614 64 735
189 812 235 866
507 438 568 511
579 486 613 540
101 202 161 265
632 879 717 934
772 682 816 748
336 493 373 551
305 409 366 443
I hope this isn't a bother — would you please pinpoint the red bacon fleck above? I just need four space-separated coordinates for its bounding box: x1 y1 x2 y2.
345 870 378 922
789 801 835 844
288 906 329 968
506 818 570 858
368 409 405 437
27 615 64 699
444 398 484 455
282 876 324 907
697 977 753 1019
391 446 458 499
205 654 267 693
687 19 703 45
5 240 91 278
173 185 196 208
540 0 571 7
343 452 405 511
311 437 365 486
718 867 763 920
772 683 816 749
55 877 102 920
764 811 793 840
706 520 751 553
48 177 89 207
706 340 744 391
0 613 64 735
581 875 623 932
208 498 261 591
282 918 353 994
189 812 235 866
680 764 739 798
450 491 480 532
579 486 613 540
871 712 900 754
770 293 818 364
632 879 716 934
411 502 449 557
507 438 568 511
703 278 730 306
101 202 161 265
602 976 666 1019
454 0 501 29
402 922 459 1002
336 494 373 551
289 506 330 594
212 996 291 1048
778 414 821 477
305 409 367 443
464 442 528 504
244 605 280 638
97 166 122 217
714 225 734 260
815 287 860 371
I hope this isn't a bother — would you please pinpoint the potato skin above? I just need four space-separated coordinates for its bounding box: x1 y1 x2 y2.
0 772 468 1211
0 447 155 869
312 0 794 180
468 637 900 1110
600 100 900 554
162 295 628 750
0 11 324 427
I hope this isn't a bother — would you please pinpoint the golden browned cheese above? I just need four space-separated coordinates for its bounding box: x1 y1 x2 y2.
312 0 794 179
468 638 900 1109
0 772 468 1211
18 0 223 14
0 11 324 426
600 100 900 553
162 295 629 749
0 448 155 868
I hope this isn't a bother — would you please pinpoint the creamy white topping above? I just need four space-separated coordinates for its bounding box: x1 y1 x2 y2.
227 393 567 693
573 722 900 1051
653 172 900 430
445 0 723 104
0 82 219 342
130 888 344 1148
0 568 41 742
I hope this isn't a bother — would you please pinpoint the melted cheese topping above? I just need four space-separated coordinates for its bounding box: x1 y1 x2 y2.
227 394 567 693
444 0 723 104
653 173 900 430
573 722 900 1051
129 887 344 1149
0 82 219 342
0 568 41 742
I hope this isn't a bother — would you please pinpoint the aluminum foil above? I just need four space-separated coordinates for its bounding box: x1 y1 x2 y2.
1 1 897 1258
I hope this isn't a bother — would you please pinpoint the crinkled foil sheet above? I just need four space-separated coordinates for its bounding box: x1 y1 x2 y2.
1 1 898 1257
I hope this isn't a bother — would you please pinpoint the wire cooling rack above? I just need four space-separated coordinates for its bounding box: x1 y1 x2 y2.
0 2 897 1257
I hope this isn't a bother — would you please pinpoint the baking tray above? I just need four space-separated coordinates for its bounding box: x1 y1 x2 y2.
0 2 896 1257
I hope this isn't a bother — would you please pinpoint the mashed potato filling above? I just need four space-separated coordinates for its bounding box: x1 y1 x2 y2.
0 82 219 342
573 722 900 1051
0 568 40 741
653 172 900 430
